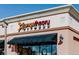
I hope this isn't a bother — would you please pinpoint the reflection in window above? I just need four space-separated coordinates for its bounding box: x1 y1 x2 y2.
52 45 57 55
40 45 51 55
32 46 39 55
31 45 57 55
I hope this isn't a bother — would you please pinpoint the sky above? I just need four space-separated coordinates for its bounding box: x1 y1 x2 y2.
0 4 79 20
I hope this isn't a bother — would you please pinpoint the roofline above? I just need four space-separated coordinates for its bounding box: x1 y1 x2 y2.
0 4 72 21
71 5 79 13
0 4 79 26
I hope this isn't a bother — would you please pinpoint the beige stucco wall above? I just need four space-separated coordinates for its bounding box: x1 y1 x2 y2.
57 29 79 55
67 30 79 55
57 29 69 55
6 13 70 34
6 29 71 55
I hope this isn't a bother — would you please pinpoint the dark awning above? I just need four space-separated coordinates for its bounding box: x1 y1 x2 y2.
0 40 4 48
8 33 57 46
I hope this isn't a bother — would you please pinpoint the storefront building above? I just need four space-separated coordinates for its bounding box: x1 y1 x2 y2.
0 5 79 55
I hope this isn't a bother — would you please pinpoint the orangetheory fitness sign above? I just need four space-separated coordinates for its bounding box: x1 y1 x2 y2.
18 20 50 32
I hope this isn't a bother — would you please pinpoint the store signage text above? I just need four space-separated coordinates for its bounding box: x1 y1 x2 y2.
18 20 50 32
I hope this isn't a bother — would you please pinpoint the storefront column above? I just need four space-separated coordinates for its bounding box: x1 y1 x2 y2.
2 21 8 55
4 26 7 55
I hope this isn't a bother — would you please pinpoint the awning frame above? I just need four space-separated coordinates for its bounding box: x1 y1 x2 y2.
8 33 57 46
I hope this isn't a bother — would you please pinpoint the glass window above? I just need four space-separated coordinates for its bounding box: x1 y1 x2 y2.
52 45 57 55
22 44 57 55
31 46 39 55
40 45 51 55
